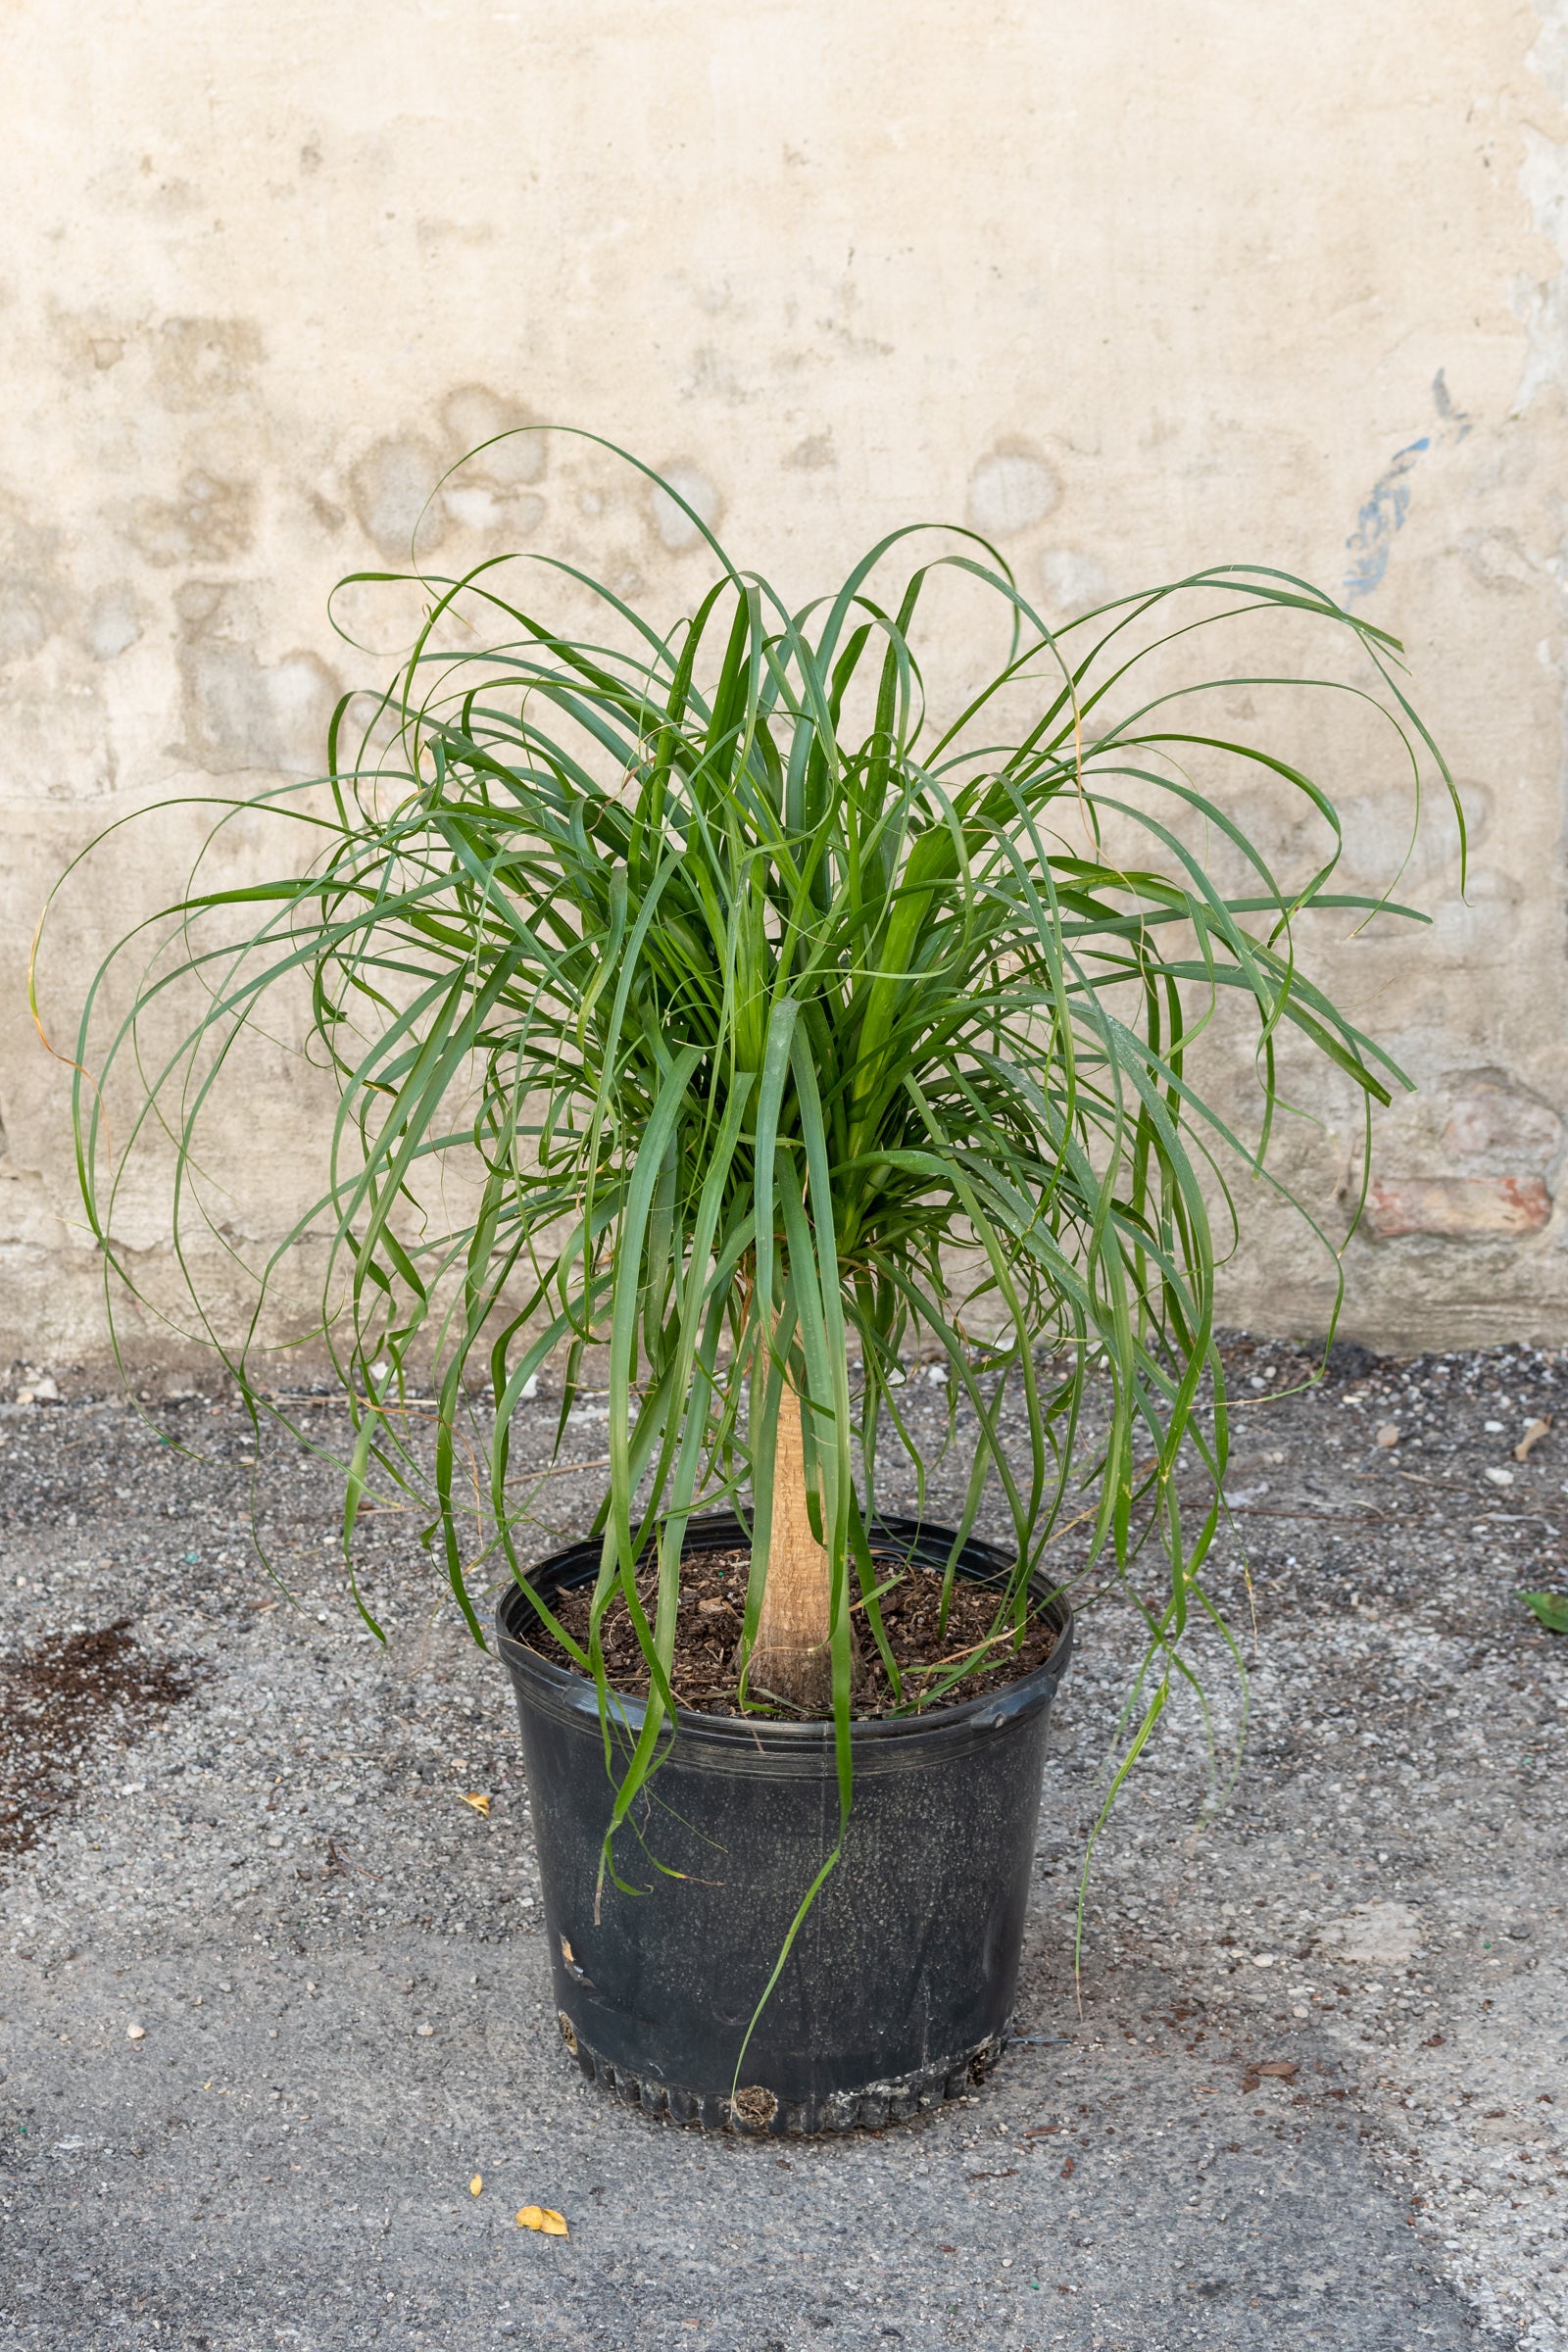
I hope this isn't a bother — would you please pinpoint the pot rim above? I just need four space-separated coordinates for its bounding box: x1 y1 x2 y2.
495 1508 1073 1752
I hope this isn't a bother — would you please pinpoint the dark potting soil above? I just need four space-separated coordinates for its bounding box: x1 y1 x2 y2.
520 1547 1056 1719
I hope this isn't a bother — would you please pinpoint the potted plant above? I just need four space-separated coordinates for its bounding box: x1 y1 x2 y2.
46 437 1452 2135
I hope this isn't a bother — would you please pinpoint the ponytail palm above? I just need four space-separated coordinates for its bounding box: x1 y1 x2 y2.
58 440 1453 1853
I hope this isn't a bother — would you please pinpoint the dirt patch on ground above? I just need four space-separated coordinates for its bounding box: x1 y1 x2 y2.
521 1546 1056 1717
0 1619 197 1858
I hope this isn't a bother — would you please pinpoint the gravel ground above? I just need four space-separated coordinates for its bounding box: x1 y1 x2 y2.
1 1337 1565 2352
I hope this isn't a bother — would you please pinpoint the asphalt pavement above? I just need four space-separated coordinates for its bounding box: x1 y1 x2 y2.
2 1337 1564 2351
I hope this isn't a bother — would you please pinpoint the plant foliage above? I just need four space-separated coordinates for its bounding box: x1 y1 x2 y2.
46 435 1456 1876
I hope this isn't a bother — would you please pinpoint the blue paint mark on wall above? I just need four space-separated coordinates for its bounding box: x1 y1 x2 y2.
1342 370 1472 606
1343 437 1430 604
1432 368 1471 435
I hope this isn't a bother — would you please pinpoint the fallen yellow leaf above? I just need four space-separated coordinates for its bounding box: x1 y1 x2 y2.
462 1792 492 1817
469 2174 483 2196
1515 1415 1552 1463
515 2204 569 2238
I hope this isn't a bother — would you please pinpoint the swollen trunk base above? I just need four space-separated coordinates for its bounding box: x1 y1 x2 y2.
750 1383 833 1714
497 1513 1074 2136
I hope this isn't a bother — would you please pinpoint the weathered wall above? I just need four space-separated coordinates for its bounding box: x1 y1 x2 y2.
4 0 1568 1368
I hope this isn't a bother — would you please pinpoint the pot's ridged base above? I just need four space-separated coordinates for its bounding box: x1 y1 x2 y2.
555 2007 1005 2135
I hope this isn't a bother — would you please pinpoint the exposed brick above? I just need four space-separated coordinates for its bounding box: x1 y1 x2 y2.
1365 1175 1552 1241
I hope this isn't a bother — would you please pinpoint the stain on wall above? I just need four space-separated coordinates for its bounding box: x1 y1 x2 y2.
0 498 68 667
966 440 1061 540
152 318 266 413
81 583 142 662
123 471 255 567
350 436 451 562
649 463 725 554
1038 548 1115 620
441 388 547 485
784 431 836 472
174 584 339 775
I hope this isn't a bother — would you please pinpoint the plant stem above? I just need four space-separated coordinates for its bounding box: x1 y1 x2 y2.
752 1383 833 1714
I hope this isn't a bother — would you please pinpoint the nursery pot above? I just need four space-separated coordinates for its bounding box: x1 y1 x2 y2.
496 1511 1073 2136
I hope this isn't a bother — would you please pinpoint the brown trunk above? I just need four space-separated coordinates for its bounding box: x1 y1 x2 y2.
750 1381 834 1715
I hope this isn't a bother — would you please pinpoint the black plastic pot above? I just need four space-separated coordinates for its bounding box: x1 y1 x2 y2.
496 1512 1073 2136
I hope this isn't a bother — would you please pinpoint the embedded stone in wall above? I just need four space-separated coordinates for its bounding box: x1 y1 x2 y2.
1364 1175 1551 1241
1442 1067 1563 1165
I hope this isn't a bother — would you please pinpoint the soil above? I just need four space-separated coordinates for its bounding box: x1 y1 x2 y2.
0 1618 197 1858
520 1544 1057 1717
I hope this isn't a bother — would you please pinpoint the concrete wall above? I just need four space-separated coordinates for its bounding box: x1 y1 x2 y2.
5 0 1568 1370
